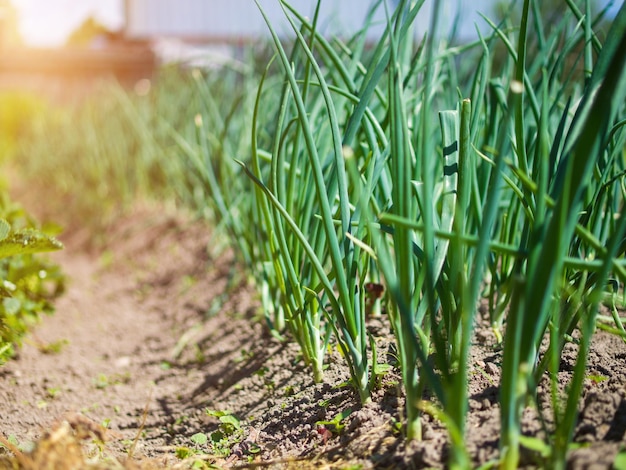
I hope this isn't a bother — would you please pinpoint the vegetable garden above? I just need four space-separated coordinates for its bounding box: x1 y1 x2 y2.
1 0 626 468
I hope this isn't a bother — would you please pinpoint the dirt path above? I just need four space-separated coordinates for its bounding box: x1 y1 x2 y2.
0 207 261 467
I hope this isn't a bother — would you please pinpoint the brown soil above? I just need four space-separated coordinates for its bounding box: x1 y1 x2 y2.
1 204 626 469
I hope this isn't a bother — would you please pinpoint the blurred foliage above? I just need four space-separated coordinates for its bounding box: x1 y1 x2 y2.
12 63 261 235
0 0 22 47
0 92 49 161
0 190 64 364
0 58 66 365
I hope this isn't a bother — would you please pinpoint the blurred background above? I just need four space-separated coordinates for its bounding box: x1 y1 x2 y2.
0 0 620 87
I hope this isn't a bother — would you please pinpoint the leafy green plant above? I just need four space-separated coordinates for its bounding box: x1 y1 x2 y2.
190 432 208 446
0 200 64 364
204 409 244 457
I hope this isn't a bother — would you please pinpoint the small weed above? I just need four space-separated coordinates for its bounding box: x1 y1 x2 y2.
93 372 131 389
190 432 208 445
93 374 109 389
205 409 244 457
586 374 609 384
614 449 626 470
0 433 34 455
0 434 19 450
193 345 205 364
333 380 354 391
46 387 61 398
34 338 69 355
81 403 101 413
390 419 403 435
205 410 241 436
180 274 197 293
175 446 194 459
318 398 331 408
234 349 254 363
176 416 188 425
98 250 114 269
121 439 134 449
316 408 352 433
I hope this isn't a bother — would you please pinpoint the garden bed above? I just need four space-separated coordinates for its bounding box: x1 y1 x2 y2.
1 205 625 469
0 2 625 468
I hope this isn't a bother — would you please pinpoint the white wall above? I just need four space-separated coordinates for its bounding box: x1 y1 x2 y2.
12 0 621 47
124 0 494 42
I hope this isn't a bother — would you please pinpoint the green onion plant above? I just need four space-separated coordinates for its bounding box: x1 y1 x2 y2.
10 0 626 467
248 0 626 467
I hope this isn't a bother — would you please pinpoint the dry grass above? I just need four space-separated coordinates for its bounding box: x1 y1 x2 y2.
0 415 169 470
0 424 364 470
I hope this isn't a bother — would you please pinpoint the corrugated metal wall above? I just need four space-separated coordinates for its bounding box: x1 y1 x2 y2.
124 0 424 42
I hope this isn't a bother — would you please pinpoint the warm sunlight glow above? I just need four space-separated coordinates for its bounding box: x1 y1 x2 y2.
12 0 123 47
